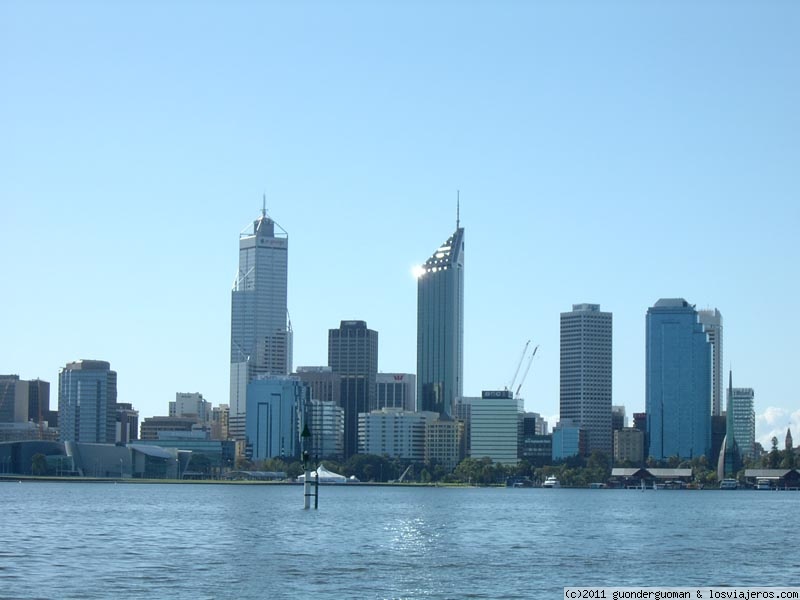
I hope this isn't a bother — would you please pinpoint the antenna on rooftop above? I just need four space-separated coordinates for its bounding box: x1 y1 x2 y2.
456 190 460 229
262 193 267 218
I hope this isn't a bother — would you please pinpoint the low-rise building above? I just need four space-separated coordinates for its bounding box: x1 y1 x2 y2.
613 427 644 465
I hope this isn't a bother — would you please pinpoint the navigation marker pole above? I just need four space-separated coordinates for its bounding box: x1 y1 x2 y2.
302 424 312 509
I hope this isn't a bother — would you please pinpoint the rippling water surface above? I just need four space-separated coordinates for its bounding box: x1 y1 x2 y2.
1 482 797 599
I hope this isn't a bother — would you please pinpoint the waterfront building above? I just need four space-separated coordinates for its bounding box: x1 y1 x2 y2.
134 439 236 474
730 386 755 460
469 390 523 466
170 393 211 424
0 422 59 442
697 309 723 417
424 417 464 472
358 408 436 462
308 398 345 460
613 427 644 465
116 403 139 444
376 373 416 412
645 299 711 460
552 419 586 461
230 207 292 441
560 303 612 455
58 360 117 444
245 375 308 461
328 320 378 458
416 223 464 418
520 433 553 466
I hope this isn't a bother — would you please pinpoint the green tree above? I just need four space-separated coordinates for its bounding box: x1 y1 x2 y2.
31 453 47 476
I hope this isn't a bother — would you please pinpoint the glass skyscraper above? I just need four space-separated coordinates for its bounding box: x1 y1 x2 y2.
58 360 117 443
416 225 464 418
730 386 755 460
230 208 291 440
645 298 711 460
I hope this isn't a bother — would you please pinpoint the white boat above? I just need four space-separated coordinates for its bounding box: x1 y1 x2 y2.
720 479 738 490
542 475 560 488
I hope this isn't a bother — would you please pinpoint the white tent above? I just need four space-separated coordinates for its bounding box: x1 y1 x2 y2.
297 464 347 484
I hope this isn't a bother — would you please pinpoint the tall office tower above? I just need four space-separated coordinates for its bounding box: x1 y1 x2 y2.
645 299 711 460
376 373 416 411
730 386 755 460
328 320 378 458
560 303 613 455
0 375 27 423
698 309 723 416
229 207 291 440
416 223 464 418
25 379 50 424
58 360 117 443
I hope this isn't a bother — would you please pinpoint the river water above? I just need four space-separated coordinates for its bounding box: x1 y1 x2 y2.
0 482 796 599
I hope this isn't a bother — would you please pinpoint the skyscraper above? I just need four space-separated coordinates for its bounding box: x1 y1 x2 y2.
58 360 117 443
697 309 723 416
730 386 755 460
328 320 378 458
229 207 291 440
560 303 613 455
645 299 712 460
416 223 464 418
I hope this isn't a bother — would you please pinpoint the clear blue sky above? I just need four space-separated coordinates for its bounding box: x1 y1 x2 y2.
2 1 798 447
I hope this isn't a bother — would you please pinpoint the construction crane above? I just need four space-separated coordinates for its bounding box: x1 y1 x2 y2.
515 345 539 398
508 340 530 391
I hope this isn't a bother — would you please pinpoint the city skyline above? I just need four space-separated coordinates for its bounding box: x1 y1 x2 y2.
3 3 799 449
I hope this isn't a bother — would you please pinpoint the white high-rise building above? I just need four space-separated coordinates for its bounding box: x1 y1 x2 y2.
358 408 437 462
698 309 723 417
469 390 523 466
229 207 292 440
376 373 416 412
170 392 211 423
560 303 612 455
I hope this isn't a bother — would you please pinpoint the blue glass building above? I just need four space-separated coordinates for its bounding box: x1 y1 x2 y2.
416 226 464 418
58 360 117 443
245 376 308 461
646 299 711 460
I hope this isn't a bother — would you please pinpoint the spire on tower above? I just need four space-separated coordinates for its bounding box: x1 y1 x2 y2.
456 190 460 229
262 193 267 218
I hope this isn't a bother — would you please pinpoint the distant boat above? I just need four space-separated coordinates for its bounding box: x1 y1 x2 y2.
720 479 738 490
542 475 560 488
